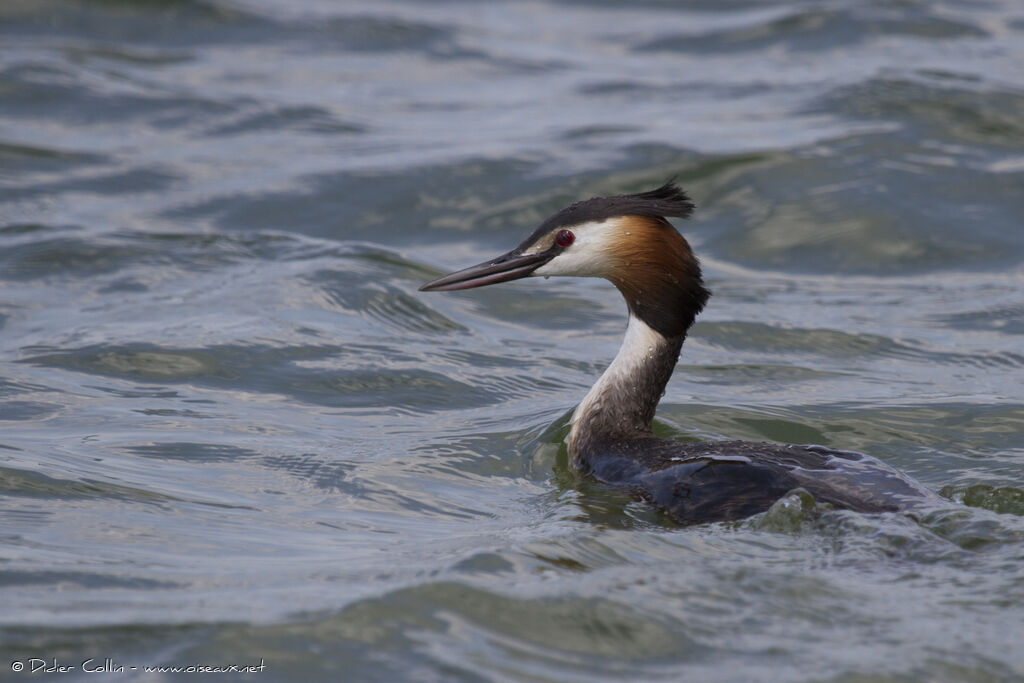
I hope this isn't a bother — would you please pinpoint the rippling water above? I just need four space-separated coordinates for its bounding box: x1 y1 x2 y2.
2 0 1023 680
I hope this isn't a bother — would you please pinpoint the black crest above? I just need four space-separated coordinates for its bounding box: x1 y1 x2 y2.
541 181 693 229
517 182 695 250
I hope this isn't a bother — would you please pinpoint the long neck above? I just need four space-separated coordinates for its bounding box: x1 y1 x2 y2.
568 314 684 465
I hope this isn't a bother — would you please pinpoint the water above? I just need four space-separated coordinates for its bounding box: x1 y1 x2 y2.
2 0 1023 680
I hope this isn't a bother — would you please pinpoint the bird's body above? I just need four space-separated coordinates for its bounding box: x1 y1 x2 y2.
421 183 939 524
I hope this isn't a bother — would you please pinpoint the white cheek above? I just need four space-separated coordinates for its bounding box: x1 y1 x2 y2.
533 219 620 278
534 250 607 278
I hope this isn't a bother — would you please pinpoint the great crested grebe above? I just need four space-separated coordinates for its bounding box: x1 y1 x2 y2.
420 183 939 523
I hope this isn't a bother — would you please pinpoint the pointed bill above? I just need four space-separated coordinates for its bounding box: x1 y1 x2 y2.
419 250 555 292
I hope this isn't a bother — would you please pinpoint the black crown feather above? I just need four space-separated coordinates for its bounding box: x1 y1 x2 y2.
538 181 694 234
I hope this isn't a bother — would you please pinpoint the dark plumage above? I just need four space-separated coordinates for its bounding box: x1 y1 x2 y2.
517 182 696 251
588 440 936 523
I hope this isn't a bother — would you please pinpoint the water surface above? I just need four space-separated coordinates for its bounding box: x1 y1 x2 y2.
1 0 1023 680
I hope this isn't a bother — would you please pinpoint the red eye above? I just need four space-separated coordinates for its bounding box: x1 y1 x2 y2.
555 229 575 247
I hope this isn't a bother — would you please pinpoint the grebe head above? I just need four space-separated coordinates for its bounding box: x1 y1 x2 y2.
420 182 710 337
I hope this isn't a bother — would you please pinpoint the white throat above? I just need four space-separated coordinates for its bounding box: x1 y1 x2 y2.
568 314 677 460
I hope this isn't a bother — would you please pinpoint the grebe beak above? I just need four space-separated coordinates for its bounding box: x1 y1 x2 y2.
419 248 555 292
